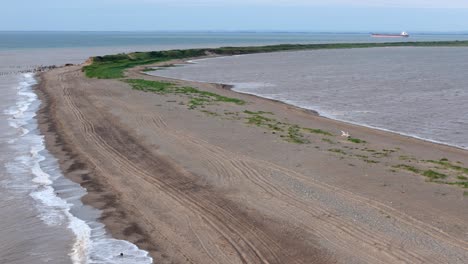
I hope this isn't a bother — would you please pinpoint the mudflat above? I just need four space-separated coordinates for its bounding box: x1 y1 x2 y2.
37 61 468 263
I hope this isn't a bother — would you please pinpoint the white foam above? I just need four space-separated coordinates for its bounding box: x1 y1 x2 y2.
3 73 153 264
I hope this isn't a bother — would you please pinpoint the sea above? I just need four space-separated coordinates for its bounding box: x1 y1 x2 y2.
1 31 468 264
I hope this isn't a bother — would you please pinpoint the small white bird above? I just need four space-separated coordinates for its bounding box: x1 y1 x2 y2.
341 131 350 138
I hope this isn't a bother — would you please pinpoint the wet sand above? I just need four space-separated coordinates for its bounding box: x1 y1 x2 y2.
37 60 468 263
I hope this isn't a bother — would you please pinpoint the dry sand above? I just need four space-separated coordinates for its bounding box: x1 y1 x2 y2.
36 60 468 263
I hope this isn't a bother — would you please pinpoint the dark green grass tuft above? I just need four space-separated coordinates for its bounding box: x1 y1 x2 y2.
303 128 333 136
422 170 447 180
348 137 367 144
243 110 273 115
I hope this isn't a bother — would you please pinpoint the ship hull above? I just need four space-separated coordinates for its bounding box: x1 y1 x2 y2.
371 34 409 38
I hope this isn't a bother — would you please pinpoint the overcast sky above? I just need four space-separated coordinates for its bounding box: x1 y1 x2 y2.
2 0 468 31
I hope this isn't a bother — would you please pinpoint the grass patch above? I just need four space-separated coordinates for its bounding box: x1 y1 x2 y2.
246 114 274 126
287 125 309 144
303 128 333 136
438 181 468 188
189 98 210 108
457 176 468 180
243 110 273 115
422 170 447 180
83 49 207 79
464 191 468 196
347 137 367 144
399 155 416 161
425 159 468 174
355 154 368 159
328 148 346 155
125 79 174 92
393 164 421 174
382 149 397 153
125 79 245 108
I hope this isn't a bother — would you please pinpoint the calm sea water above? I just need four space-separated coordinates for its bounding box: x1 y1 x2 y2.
151 47 468 149
1 32 468 264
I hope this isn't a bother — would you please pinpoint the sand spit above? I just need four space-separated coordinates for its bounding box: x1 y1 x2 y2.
37 62 468 263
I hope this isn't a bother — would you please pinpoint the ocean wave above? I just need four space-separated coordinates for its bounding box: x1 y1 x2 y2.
3 73 153 264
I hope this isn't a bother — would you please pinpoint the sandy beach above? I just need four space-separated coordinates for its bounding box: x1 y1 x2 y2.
36 57 468 263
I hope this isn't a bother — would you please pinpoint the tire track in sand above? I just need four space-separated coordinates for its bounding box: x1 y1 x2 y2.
55 69 328 264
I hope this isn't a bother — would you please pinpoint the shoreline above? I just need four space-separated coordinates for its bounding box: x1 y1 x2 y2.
147 55 468 152
37 57 468 263
34 71 155 262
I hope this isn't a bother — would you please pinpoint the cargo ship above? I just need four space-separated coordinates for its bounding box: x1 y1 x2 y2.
371 32 409 38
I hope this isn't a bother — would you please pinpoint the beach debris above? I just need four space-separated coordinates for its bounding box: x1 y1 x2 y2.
341 131 350 138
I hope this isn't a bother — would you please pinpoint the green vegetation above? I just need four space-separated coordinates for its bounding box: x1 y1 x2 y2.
457 176 468 180
303 128 333 136
125 79 245 109
422 170 447 180
393 164 421 174
347 137 367 144
125 79 174 92
399 155 416 161
464 191 468 196
437 181 468 188
424 159 468 174
328 148 347 155
287 125 309 144
83 49 207 78
189 98 210 108
371 152 389 158
243 110 274 115
83 41 468 79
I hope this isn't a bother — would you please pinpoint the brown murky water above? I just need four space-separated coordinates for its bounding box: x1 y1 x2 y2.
151 47 468 149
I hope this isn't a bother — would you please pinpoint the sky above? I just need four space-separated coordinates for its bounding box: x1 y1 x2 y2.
2 0 468 32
